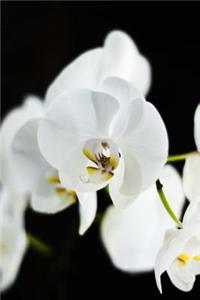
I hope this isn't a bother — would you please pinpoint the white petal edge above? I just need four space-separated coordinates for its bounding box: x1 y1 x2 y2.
45 49 103 103
45 30 151 104
0 96 43 188
78 192 97 235
183 155 200 202
113 100 168 198
0 187 27 292
194 103 200 150
102 30 151 96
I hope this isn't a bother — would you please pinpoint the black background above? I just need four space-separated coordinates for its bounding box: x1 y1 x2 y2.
2 2 200 299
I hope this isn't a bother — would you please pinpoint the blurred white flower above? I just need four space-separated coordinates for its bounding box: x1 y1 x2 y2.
155 197 200 293
100 165 184 272
183 104 200 202
45 30 151 104
0 96 43 189
0 96 43 292
0 186 27 292
11 118 97 235
38 77 168 208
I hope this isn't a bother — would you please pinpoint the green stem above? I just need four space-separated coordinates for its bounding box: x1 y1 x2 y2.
167 151 199 162
104 185 110 195
156 180 182 228
26 232 53 256
95 212 104 223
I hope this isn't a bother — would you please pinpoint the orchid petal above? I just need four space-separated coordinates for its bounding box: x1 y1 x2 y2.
168 260 196 292
194 103 200 150
183 155 200 202
183 197 200 228
78 192 97 235
45 49 103 103
46 30 151 104
0 187 27 292
11 119 50 192
31 181 76 214
12 118 76 214
114 100 168 198
101 77 145 140
0 96 43 188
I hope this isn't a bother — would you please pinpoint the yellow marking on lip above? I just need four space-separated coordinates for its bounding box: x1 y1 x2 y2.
55 187 66 196
193 256 200 262
86 166 113 180
177 253 200 266
178 253 190 261
86 166 98 175
178 260 186 266
67 189 76 197
110 156 118 169
83 149 96 163
47 176 60 184
105 171 114 180
177 253 190 266
55 187 76 198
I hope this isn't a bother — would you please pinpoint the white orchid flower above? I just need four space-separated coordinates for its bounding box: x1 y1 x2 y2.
100 165 184 272
38 77 168 209
11 118 97 235
0 94 96 235
8 30 152 232
155 197 200 293
183 104 200 202
6 30 153 232
46 30 151 104
0 186 27 292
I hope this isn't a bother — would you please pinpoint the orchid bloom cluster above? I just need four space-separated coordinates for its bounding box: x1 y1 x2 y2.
0 30 199 294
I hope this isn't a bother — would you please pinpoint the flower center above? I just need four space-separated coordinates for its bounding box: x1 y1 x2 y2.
82 139 120 184
177 253 200 266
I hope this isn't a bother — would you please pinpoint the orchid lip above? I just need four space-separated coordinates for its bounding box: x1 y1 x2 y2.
46 174 76 202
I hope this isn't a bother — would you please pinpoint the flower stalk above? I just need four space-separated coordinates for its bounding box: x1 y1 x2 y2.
156 180 182 228
167 151 200 162
26 232 53 256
